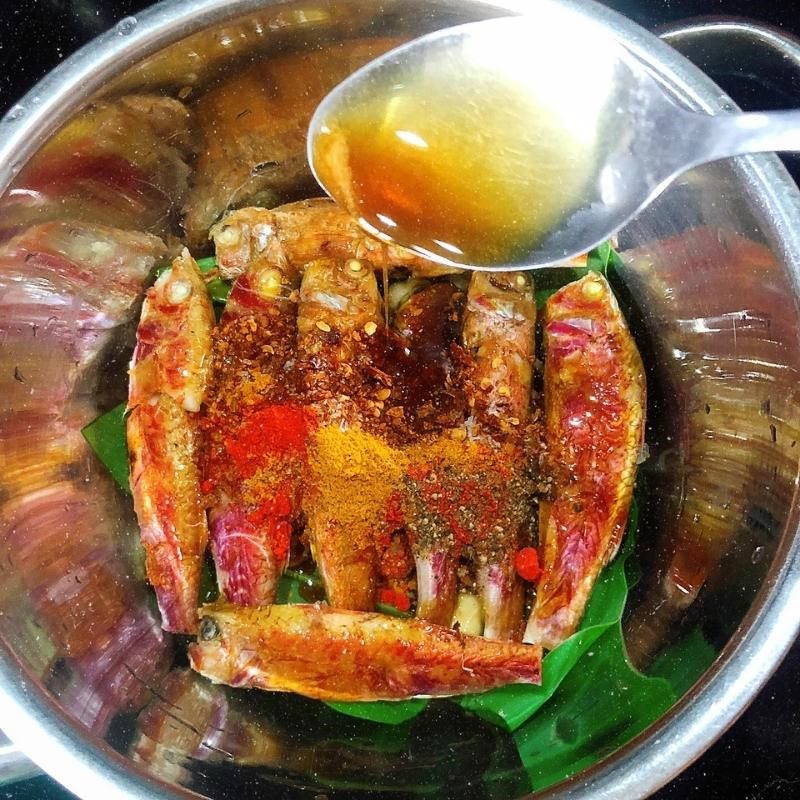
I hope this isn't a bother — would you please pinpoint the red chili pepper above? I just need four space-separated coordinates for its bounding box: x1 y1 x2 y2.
200 479 215 494
515 547 542 582
378 588 411 613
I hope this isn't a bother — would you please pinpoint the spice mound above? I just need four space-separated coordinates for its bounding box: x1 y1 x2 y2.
126 208 645 702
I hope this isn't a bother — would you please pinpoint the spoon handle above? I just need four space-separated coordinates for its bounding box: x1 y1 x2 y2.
695 109 800 164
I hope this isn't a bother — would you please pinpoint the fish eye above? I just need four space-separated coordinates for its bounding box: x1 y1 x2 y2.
199 616 221 641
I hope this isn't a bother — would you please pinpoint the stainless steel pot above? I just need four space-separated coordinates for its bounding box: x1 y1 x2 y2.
1 2 799 798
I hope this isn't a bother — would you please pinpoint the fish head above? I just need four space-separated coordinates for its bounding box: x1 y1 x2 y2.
299 258 381 334
188 608 234 681
149 248 206 309
548 272 615 316
465 271 535 332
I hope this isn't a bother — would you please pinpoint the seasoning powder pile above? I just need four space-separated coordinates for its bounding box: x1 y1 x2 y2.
307 422 408 553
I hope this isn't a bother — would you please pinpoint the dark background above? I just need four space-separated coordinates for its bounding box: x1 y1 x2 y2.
1 1 799 798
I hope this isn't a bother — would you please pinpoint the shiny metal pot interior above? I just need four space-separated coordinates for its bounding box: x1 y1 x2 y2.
1 1 799 798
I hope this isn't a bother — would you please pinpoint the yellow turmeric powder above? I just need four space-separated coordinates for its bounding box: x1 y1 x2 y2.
307 422 408 543
305 422 410 609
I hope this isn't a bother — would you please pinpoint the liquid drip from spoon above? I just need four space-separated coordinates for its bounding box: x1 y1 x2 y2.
309 11 625 270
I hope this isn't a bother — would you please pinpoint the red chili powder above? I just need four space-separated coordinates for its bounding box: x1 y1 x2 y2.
384 491 405 530
224 404 316 478
246 483 296 563
271 520 292 562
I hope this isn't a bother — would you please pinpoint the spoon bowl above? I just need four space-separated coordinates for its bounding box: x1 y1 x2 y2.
309 10 800 270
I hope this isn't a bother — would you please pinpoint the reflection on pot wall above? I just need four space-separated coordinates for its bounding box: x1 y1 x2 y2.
0 100 178 737
0 99 193 244
621 181 800 664
131 668 528 797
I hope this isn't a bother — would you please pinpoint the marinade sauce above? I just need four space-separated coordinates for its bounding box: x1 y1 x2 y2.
311 38 604 269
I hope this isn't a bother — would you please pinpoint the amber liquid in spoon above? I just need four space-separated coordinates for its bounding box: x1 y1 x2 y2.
311 35 609 269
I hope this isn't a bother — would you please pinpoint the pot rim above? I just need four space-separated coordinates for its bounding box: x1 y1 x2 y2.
1 1 799 799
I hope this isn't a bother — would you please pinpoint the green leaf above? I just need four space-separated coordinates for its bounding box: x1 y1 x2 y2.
196 256 218 273
515 625 714 794
207 278 232 304
277 571 315 605
81 402 130 493
513 624 675 791
200 553 220 603
585 241 624 275
456 502 638 732
327 697 430 725
152 255 230 303
586 241 613 273
376 602 413 618
283 568 322 586
649 626 717 698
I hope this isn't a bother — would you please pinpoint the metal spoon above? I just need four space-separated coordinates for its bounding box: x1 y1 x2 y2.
308 8 800 271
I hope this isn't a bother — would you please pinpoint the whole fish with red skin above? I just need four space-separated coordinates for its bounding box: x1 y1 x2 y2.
524 272 645 650
392 282 467 627
203 223 305 609
297 258 383 610
211 200 455 281
128 249 214 414
189 602 542 702
128 249 214 633
463 272 536 641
